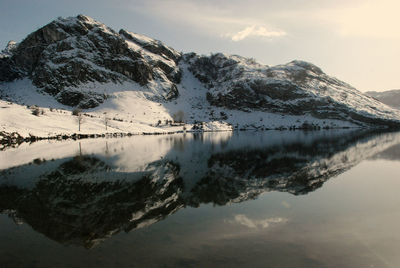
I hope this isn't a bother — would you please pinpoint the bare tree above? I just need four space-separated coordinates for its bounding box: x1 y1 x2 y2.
103 112 109 130
73 108 83 131
77 113 84 132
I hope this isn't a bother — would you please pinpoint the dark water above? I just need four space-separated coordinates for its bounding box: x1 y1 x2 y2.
1 130 400 268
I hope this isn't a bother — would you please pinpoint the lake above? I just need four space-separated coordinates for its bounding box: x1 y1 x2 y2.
1 130 400 267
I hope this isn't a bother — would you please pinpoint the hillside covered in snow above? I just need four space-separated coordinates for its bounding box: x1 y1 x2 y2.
366 90 400 109
1 15 400 139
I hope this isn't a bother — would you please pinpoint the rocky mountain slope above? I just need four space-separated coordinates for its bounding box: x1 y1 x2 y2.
0 15 181 108
366 90 400 109
1 14 400 136
186 53 400 127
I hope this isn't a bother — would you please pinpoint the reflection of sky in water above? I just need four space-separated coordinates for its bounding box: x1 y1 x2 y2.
231 214 288 229
1 130 400 267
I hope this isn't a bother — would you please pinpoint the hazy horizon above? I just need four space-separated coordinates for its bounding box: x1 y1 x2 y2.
1 0 399 92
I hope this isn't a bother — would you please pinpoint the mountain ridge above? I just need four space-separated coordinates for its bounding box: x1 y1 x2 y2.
1 14 400 138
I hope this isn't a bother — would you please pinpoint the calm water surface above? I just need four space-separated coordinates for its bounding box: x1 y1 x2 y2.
1 130 400 268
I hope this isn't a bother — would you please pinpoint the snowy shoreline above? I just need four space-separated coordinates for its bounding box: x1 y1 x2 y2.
0 125 367 148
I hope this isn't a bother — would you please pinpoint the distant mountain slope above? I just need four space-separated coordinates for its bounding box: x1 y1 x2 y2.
185 53 400 127
1 14 400 133
366 90 400 109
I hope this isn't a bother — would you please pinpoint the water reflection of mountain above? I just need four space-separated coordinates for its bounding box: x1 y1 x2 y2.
189 131 399 205
371 144 400 161
1 130 400 247
0 156 184 248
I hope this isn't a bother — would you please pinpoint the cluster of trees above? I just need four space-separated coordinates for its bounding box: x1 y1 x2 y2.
30 106 45 116
155 110 186 127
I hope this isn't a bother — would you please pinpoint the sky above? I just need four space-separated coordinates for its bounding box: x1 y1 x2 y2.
0 0 399 92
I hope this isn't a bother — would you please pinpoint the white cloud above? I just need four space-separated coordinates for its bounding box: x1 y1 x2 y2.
225 25 287 41
126 1 287 41
233 214 288 229
125 0 400 39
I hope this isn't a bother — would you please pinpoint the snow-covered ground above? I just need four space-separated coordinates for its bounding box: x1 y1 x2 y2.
0 63 360 140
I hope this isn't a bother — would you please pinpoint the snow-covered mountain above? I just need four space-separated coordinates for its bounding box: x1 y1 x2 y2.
186 53 400 127
366 90 400 109
0 15 181 108
1 15 400 138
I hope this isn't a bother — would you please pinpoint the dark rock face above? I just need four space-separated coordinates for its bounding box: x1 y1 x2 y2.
1 15 181 107
55 89 105 108
185 53 400 127
119 29 182 97
0 57 22 81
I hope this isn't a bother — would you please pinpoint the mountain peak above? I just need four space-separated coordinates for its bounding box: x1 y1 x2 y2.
53 14 117 36
76 14 97 23
55 14 102 26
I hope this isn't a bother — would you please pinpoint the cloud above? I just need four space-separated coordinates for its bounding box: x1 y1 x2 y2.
225 25 286 41
126 1 287 40
124 0 400 39
233 214 288 229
